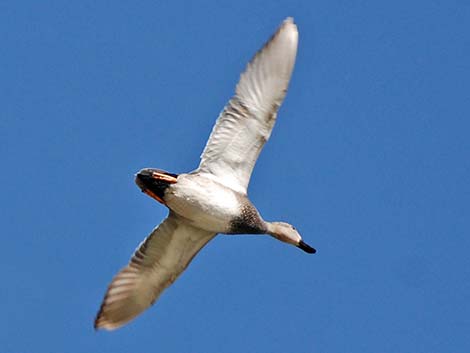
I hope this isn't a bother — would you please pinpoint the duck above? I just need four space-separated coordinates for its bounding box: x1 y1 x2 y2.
95 17 315 331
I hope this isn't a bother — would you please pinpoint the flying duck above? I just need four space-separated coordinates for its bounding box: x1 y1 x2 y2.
95 17 315 330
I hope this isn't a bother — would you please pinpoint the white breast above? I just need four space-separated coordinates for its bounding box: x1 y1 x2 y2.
164 174 241 233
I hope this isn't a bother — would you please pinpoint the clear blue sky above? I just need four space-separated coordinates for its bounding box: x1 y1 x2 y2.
2 1 469 352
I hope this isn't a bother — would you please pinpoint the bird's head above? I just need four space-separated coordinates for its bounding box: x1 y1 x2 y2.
266 222 316 254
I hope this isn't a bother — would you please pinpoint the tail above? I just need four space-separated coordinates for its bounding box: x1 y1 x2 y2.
135 168 178 204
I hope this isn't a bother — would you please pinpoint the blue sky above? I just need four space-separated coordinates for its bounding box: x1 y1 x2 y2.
2 1 469 352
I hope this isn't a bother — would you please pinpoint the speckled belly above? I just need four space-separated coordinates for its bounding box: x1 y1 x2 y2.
164 174 242 233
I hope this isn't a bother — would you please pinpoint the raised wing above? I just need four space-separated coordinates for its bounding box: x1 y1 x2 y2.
197 18 298 194
94 213 216 330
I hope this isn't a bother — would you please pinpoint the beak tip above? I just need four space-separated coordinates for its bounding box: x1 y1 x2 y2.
298 240 316 254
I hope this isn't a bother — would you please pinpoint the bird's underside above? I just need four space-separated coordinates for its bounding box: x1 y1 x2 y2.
95 18 315 331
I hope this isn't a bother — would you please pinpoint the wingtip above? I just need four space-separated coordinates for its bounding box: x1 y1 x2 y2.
276 17 298 48
93 287 133 331
93 310 108 331
94 315 122 331
283 17 295 25
281 17 297 32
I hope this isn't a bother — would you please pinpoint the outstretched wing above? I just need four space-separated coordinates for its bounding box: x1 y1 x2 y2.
197 18 298 194
95 213 216 330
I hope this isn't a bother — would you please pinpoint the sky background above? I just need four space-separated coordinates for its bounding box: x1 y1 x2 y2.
1 1 469 352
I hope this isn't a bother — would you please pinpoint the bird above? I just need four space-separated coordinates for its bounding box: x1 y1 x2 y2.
95 17 315 331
